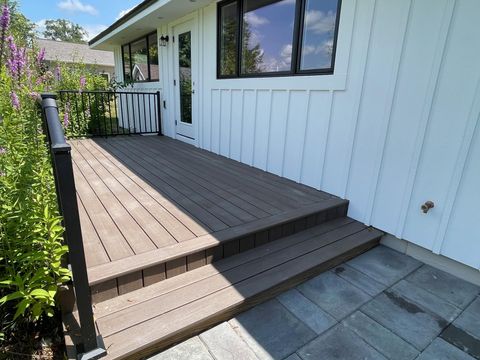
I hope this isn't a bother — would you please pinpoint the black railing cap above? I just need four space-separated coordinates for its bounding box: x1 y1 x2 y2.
40 93 71 153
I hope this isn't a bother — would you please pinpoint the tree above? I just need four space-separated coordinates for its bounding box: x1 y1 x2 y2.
220 17 263 75
43 19 87 43
4 0 35 47
241 21 263 74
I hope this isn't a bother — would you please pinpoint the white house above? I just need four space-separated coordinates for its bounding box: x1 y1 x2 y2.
89 0 480 282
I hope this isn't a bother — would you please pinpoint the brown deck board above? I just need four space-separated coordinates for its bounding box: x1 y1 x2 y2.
104 139 246 227
144 136 312 210
72 162 134 261
119 137 274 218
69 136 346 293
91 139 228 232
97 224 382 360
72 153 157 254
84 139 207 238
77 197 110 267
111 138 258 224
133 137 296 213
159 136 330 203
72 142 177 249
76 140 196 242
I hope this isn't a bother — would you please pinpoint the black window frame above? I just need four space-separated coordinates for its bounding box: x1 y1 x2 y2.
122 31 159 83
216 0 342 79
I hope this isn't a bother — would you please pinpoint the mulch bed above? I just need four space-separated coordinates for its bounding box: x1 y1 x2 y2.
0 306 65 360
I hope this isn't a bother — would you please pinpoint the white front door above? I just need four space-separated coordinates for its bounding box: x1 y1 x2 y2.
173 20 197 141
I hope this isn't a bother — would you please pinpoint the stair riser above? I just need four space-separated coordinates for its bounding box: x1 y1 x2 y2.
90 203 348 303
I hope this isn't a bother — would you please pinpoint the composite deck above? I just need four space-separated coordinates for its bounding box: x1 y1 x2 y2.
69 136 347 301
65 135 383 359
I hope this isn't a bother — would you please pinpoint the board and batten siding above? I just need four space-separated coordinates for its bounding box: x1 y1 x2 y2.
197 0 480 270
113 0 480 270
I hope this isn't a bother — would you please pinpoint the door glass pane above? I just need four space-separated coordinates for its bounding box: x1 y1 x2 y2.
300 0 339 71
178 31 192 124
241 0 296 74
219 1 238 76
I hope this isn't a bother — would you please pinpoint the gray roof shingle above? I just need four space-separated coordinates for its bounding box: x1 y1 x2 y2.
36 38 114 67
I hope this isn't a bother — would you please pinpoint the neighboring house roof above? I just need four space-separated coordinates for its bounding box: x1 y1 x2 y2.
132 63 160 81
36 38 114 67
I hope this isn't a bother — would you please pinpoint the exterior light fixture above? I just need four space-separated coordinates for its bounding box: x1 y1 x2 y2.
159 35 169 47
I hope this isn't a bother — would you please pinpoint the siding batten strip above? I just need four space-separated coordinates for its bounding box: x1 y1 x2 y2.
319 90 335 190
299 90 312 184
342 0 377 199
395 0 457 238
281 90 292 178
364 0 413 225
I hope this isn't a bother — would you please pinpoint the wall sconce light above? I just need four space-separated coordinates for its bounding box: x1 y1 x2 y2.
159 35 169 47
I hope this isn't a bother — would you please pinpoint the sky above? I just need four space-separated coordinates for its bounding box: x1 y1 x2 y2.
18 0 143 41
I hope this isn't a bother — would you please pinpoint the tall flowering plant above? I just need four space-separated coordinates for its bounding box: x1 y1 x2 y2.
0 2 70 331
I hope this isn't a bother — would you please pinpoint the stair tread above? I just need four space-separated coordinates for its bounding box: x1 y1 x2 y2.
91 217 382 360
87 198 348 286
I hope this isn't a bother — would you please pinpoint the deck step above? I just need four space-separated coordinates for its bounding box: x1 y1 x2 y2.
81 217 382 360
88 198 349 303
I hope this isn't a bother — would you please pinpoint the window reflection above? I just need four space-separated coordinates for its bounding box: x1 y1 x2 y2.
219 2 238 76
300 0 339 71
131 38 148 82
241 0 296 74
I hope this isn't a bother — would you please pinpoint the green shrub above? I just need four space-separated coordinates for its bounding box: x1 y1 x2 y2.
0 7 70 336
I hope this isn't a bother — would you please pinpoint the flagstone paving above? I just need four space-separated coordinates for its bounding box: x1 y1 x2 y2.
148 246 480 360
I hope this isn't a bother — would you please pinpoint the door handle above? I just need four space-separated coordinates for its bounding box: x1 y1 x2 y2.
421 201 434 214
191 89 195 94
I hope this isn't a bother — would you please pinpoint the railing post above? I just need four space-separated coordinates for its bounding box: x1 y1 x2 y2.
156 90 163 136
40 94 107 360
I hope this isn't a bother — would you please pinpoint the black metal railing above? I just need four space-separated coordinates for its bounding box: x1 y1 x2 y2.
39 94 107 360
58 90 162 138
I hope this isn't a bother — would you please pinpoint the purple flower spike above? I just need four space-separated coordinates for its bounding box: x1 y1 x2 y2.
80 76 86 90
10 91 20 110
37 48 45 65
0 147 6 155
0 5 10 31
55 65 61 81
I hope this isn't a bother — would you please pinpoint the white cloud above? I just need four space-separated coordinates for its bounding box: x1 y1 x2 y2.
116 7 135 20
280 44 292 60
82 24 108 41
35 19 47 35
57 0 98 16
244 12 269 27
305 10 336 35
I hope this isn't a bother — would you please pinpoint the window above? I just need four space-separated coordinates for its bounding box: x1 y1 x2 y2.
217 0 341 78
122 32 159 82
122 44 131 81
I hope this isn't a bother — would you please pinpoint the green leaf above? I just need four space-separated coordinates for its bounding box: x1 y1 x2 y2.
30 289 51 299
0 291 25 304
13 299 30 320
